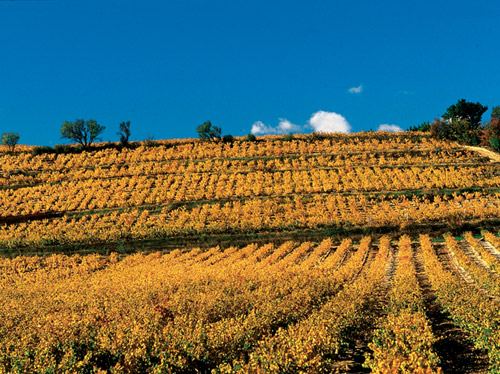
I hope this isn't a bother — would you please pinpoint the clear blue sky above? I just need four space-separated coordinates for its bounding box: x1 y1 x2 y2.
1 0 499 145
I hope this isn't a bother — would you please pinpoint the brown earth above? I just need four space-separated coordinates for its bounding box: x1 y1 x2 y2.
464 145 500 162
413 243 490 373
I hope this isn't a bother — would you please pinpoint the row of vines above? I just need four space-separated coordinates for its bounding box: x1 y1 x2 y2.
3 232 500 373
1 165 499 217
1 192 499 249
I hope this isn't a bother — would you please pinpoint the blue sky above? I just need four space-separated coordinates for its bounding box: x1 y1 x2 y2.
1 0 499 145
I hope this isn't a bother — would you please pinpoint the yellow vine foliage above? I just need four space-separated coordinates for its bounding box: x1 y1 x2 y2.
0 238 381 373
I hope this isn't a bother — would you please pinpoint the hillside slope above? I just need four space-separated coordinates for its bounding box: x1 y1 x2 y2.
0 132 499 254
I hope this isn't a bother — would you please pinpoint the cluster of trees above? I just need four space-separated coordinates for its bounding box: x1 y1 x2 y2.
412 99 500 150
5 100 500 153
2 120 131 153
2 118 256 154
60 119 131 147
429 99 489 145
195 120 257 143
60 119 256 147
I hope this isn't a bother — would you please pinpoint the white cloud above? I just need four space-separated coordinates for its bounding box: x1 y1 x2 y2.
348 85 363 94
308 111 351 134
251 121 274 135
251 118 302 135
377 124 403 132
277 119 302 133
251 111 351 135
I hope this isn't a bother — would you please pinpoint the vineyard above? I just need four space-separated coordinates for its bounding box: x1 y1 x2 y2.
3 233 500 373
2 132 500 373
1 133 500 252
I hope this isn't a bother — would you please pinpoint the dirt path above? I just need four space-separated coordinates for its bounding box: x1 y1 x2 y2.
413 244 489 373
464 145 500 162
460 241 491 271
336 264 378 372
482 240 500 261
439 243 483 290
441 242 500 302
383 243 397 288
329 242 397 373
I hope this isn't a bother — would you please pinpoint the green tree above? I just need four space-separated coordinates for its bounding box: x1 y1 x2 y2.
408 121 430 132
430 117 480 145
492 106 500 120
196 121 221 141
222 134 234 143
60 119 105 147
1 132 20 152
246 133 257 141
117 121 131 146
442 99 488 130
490 135 500 150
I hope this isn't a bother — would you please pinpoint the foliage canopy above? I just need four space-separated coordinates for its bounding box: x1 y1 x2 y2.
442 99 488 130
1 132 20 152
118 121 131 146
196 121 221 141
60 119 105 147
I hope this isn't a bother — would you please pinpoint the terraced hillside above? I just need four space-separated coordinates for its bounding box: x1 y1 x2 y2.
0 132 499 253
2 132 500 373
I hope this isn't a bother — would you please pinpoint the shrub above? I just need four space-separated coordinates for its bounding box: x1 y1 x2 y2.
32 146 55 156
222 134 234 143
307 131 328 141
53 145 68 154
491 135 500 150
144 135 156 147
246 133 257 142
